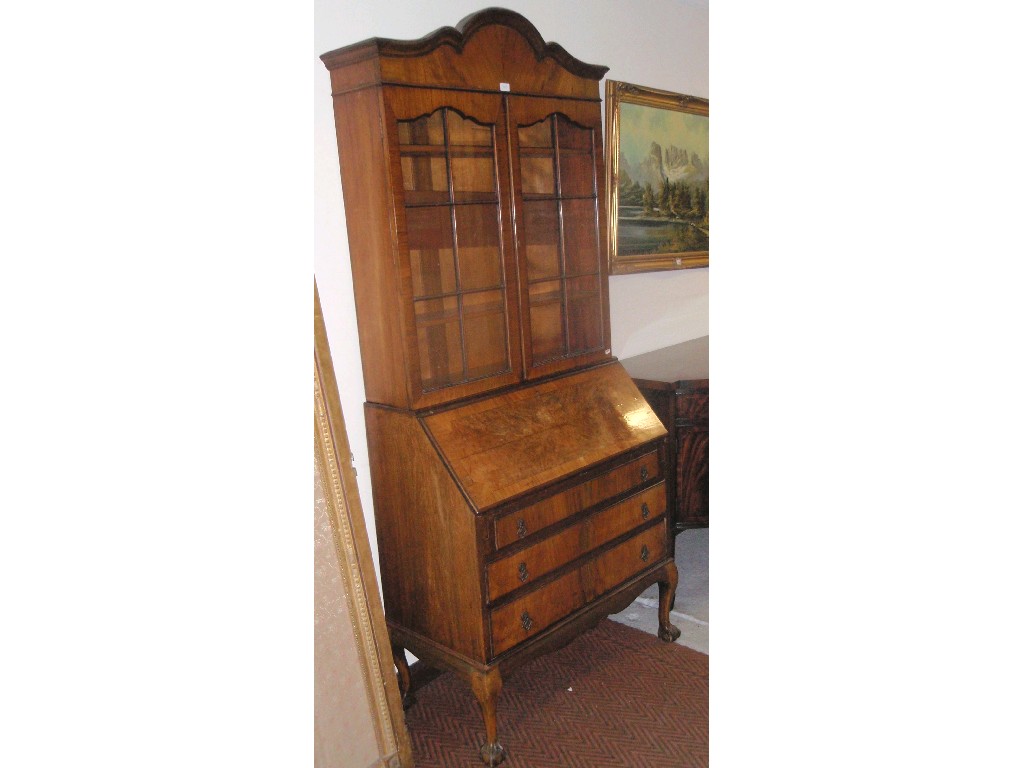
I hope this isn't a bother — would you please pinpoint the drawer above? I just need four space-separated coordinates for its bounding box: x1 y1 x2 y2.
489 521 667 656
486 483 666 602
493 451 661 550
589 521 667 596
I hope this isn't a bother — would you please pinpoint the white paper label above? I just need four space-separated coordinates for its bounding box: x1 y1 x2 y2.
499 82 511 92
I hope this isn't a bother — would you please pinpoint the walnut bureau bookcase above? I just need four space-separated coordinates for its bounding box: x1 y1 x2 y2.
321 9 680 765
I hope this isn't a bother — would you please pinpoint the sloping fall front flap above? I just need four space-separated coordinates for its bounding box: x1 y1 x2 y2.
421 363 667 512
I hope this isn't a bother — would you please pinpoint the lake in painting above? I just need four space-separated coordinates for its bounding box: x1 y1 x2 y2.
617 206 708 256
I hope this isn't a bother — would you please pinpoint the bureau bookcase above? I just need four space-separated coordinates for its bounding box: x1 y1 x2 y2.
321 10 680 765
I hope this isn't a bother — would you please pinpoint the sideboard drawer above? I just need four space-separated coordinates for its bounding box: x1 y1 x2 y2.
493 451 661 550
489 521 668 656
486 483 666 602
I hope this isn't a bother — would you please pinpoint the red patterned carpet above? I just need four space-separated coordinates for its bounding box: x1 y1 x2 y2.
404 619 708 767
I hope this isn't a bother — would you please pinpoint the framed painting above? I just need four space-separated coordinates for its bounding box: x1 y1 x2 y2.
605 80 709 274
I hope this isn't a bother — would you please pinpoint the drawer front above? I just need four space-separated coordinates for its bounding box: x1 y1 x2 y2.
486 483 666 602
489 521 668 656
590 521 667 595
493 451 661 550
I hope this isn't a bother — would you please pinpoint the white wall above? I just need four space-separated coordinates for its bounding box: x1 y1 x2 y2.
314 0 708 573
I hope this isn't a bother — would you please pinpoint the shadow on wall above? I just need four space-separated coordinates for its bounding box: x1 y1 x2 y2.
610 269 709 359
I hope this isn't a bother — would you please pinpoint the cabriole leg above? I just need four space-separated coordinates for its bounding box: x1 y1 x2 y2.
658 562 682 642
469 667 505 766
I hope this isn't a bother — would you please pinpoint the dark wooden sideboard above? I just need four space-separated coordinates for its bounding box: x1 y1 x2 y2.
620 337 709 532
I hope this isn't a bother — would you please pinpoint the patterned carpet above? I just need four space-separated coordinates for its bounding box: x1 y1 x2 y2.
404 619 708 767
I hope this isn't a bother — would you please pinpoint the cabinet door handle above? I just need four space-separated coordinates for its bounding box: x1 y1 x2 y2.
518 562 529 582
640 544 650 562
516 518 527 538
521 611 533 631
640 466 649 482
641 502 650 519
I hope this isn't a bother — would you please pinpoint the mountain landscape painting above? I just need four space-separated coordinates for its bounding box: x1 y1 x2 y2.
607 82 709 272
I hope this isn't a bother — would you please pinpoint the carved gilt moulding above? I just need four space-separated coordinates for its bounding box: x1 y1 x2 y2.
314 284 412 768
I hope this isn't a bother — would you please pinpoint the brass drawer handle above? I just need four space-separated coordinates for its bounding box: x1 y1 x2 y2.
640 544 650 562
640 466 649 482
521 611 533 631
641 502 650 519
516 518 527 538
518 562 529 582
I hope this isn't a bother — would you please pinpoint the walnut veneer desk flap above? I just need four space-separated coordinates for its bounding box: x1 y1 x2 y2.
423 363 665 510
620 336 709 531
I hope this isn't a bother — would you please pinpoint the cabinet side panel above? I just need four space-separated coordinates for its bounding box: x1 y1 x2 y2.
677 390 709 528
365 405 486 661
331 88 410 408
676 426 709 527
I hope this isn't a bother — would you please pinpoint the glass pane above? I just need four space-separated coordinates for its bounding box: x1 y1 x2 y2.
565 274 603 354
406 207 455 297
414 296 462 389
401 154 449 205
451 151 496 203
556 116 592 151
556 117 594 197
463 290 509 379
454 204 503 291
558 149 595 197
521 201 560 280
447 112 493 146
528 280 565 362
520 153 555 196
518 118 554 148
561 198 598 276
398 111 445 146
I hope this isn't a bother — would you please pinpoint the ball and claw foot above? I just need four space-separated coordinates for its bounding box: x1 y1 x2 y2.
659 622 682 643
480 742 506 766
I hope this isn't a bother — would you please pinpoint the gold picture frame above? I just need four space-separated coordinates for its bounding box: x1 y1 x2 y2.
605 80 709 274
315 283 413 768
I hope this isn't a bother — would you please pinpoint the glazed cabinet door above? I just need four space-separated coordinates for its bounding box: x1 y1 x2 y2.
384 88 523 409
508 97 612 380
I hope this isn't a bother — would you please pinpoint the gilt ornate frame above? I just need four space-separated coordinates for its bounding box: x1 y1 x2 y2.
315 284 412 768
606 80 709 274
